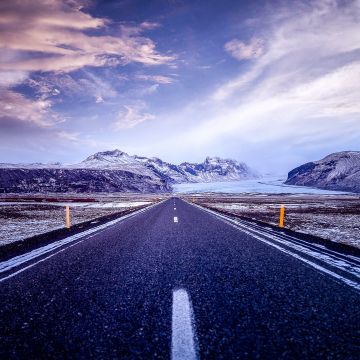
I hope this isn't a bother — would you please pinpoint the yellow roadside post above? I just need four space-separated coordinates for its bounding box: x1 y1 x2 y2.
279 204 285 228
66 205 71 229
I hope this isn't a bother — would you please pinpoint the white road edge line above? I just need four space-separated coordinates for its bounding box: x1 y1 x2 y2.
227 221 360 291
0 241 83 283
234 218 360 267
233 220 360 279
171 288 199 360
0 200 165 279
187 201 360 292
174 216 178 223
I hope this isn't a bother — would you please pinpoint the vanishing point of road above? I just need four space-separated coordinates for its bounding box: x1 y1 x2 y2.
0 198 359 359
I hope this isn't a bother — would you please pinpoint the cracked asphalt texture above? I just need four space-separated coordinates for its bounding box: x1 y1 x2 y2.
0 198 359 359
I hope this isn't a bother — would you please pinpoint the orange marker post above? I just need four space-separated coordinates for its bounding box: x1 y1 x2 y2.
66 205 71 229
279 205 285 228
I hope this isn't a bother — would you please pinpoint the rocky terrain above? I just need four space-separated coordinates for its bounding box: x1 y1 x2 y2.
0 168 168 194
285 151 360 193
0 150 257 193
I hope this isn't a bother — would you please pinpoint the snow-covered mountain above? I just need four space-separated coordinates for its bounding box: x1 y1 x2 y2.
71 150 159 180
134 156 189 183
285 151 360 193
70 150 257 184
179 157 255 183
0 149 258 193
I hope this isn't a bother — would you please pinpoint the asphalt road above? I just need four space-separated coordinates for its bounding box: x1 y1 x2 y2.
0 198 359 359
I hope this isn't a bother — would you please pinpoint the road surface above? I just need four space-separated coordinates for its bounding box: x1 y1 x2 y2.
0 198 359 359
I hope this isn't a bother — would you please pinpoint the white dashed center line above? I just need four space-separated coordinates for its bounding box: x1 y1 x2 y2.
174 216 178 223
171 289 198 360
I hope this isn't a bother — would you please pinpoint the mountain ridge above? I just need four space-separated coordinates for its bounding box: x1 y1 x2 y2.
0 149 258 193
285 151 360 193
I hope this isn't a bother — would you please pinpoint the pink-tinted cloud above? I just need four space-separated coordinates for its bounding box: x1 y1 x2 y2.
0 0 175 73
0 70 28 87
27 72 118 103
0 89 62 127
135 74 174 84
224 37 265 61
113 104 155 130
0 0 175 134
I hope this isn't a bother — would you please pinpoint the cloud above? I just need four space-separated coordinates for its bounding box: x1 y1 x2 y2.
0 70 28 87
0 0 175 146
121 21 161 36
57 130 80 142
0 89 62 127
212 65 262 101
135 74 174 84
0 0 175 73
139 21 161 30
113 104 155 130
224 37 265 60
288 62 360 117
95 96 104 104
217 0 360 101
173 0 360 171
27 71 118 104
143 84 160 94
0 87 79 162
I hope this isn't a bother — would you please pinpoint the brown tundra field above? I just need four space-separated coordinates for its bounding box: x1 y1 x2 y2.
183 193 360 249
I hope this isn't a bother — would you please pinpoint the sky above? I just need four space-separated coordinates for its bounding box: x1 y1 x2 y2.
0 0 360 173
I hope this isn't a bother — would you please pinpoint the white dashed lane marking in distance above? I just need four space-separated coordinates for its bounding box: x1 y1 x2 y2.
174 217 178 223
171 289 199 360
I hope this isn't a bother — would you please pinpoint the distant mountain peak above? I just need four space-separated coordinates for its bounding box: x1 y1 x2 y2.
101 149 127 156
84 149 128 161
205 156 220 161
320 151 360 162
